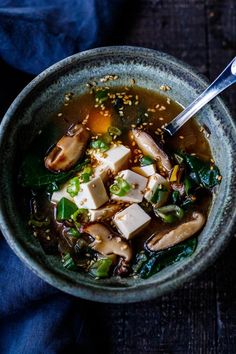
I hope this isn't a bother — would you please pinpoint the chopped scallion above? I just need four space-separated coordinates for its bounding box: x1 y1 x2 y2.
154 204 184 223
90 139 109 152
140 156 154 166
62 253 77 271
67 177 80 197
89 258 112 278
109 177 131 197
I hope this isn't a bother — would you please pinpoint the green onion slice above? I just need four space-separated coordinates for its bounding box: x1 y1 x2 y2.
108 126 122 136
154 204 184 223
90 139 109 152
62 253 77 271
67 177 80 197
140 156 154 166
89 258 112 278
109 177 131 197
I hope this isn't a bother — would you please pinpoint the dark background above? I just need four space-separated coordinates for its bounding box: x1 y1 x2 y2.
1 1 236 353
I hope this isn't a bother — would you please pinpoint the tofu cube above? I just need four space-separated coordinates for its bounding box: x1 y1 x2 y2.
114 204 151 239
144 173 169 205
51 183 74 204
74 176 108 209
94 145 131 173
132 164 156 177
93 162 110 182
111 169 148 203
89 203 121 222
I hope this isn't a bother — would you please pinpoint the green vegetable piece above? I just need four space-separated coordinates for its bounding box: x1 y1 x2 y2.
154 204 184 223
90 139 109 152
80 166 93 183
71 208 87 228
67 177 80 197
57 198 78 221
19 154 89 190
108 126 122 136
62 253 77 271
151 186 168 204
140 156 154 166
89 258 113 278
137 238 197 279
184 176 192 195
172 190 180 204
28 218 50 227
174 153 184 165
109 177 131 196
132 252 148 274
184 154 221 189
95 89 108 103
67 228 81 238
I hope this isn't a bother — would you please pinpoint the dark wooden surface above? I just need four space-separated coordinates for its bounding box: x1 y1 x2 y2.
1 1 236 353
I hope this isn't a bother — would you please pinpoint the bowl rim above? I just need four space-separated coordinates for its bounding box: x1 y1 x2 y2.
1 45 236 303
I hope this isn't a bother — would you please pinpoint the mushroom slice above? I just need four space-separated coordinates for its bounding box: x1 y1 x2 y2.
45 124 90 172
83 223 132 262
132 129 172 174
146 211 206 251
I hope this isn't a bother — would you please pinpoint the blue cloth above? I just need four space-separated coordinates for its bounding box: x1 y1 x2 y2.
0 0 123 74
0 1 125 353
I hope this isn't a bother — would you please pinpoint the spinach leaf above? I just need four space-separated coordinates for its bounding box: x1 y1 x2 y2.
183 154 221 189
19 153 89 190
132 238 197 279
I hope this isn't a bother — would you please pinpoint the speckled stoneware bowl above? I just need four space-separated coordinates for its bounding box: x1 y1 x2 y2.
0 46 236 303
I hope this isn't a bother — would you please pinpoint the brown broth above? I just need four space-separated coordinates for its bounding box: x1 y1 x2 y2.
24 85 214 275
51 86 212 252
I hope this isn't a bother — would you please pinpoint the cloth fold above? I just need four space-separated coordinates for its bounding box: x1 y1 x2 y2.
0 0 124 74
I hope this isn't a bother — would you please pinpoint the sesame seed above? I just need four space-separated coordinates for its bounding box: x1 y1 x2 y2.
179 135 184 139
57 112 63 117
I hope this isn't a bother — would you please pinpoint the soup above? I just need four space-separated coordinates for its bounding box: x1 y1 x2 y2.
19 78 221 279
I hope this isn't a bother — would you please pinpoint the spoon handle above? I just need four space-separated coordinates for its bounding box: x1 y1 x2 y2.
164 57 236 136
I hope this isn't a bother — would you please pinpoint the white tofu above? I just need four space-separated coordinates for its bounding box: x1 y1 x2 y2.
144 173 169 205
111 169 148 203
74 176 108 209
51 183 74 203
89 203 122 222
132 164 156 177
113 204 151 239
94 145 131 173
93 162 110 182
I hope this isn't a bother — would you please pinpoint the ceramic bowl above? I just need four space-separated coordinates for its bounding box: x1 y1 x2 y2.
0 46 236 303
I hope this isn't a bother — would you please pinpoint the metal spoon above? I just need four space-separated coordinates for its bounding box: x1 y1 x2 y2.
164 57 236 136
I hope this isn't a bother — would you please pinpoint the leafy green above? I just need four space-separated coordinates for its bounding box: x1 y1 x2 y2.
19 154 89 190
56 198 78 221
183 154 221 189
132 238 197 279
89 258 113 278
172 190 180 204
151 186 169 204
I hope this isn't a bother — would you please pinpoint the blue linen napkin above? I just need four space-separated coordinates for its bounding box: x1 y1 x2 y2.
0 1 125 352
0 0 123 74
